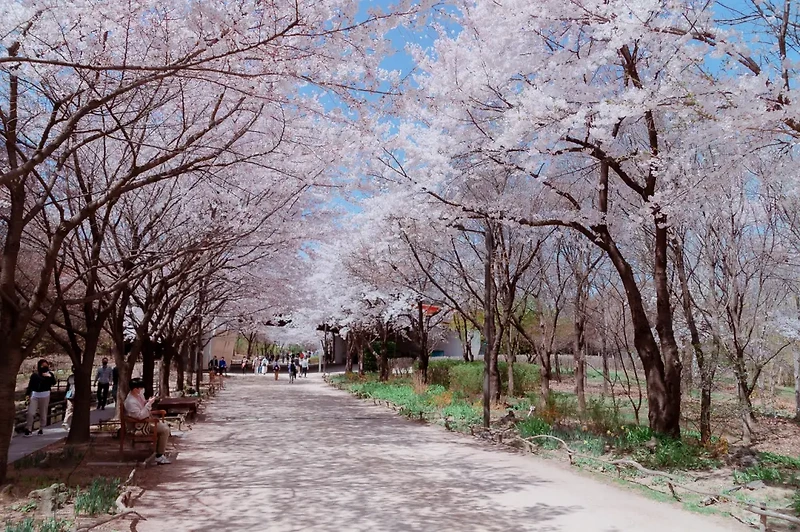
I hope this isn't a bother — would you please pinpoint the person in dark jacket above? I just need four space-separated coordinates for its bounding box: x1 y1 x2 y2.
25 359 57 436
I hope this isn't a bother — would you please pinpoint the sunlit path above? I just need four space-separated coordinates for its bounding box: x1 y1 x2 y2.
132 376 742 532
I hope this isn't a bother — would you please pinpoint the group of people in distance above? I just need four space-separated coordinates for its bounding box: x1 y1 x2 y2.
207 352 312 382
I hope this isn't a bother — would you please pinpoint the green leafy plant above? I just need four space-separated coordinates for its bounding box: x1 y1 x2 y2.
37 519 72 532
517 416 552 438
74 478 121 516
4 518 34 532
631 436 719 471
11 502 36 514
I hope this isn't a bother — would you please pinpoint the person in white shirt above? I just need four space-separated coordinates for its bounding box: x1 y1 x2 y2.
124 378 171 465
300 354 309 377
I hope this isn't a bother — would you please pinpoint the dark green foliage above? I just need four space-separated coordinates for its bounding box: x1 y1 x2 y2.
630 435 719 471
449 363 484 395
426 359 462 388
613 425 654 452
730 451 800 488
733 465 785 485
4 519 34 532
792 491 800 516
74 478 121 516
504 363 540 396
439 360 541 397
362 350 377 373
584 398 622 432
539 391 578 424
759 452 800 470
3 519 71 532
517 417 552 438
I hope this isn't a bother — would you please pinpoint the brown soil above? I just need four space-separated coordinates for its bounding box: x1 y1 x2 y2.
1 428 152 530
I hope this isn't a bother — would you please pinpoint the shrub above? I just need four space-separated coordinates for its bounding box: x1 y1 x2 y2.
585 398 622 432
517 417 552 438
449 363 484 395
630 436 719 471
425 359 462 388
503 363 541 396
539 391 578 424
74 478 121 516
614 425 654 452
793 490 800 516
362 350 377 373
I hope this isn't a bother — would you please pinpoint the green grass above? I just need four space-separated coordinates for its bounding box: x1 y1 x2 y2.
37 519 71 532
74 478 121 516
732 452 800 488
4 519 34 532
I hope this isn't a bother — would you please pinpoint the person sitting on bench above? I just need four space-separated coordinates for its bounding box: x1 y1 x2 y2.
124 378 171 465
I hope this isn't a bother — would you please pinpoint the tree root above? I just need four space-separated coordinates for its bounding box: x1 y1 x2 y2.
73 510 147 532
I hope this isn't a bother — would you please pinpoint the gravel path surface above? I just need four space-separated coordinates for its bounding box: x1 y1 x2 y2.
133 375 743 532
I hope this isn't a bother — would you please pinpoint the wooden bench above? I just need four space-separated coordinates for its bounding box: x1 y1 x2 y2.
119 402 165 455
153 397 200 431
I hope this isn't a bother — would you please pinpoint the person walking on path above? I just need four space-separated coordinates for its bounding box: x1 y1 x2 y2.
300 355 309 378
219 357 228 375
273 360 280 380
260 357 268 375
62 366 76 431
95 357 113 410
289 360 297 383
124 378 171 465
24 359 57 437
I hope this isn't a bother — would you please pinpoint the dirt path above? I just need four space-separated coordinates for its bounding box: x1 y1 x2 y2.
133 375 744 532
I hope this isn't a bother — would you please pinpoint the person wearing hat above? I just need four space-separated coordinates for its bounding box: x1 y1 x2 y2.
124 378 171 465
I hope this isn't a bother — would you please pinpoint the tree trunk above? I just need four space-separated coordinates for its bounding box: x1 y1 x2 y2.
794 346 800 421
573 301 587 416
142 342 155 399
345 335 355 374
735 369 758 444
0 360 19 484
554 352 562 382
603 233 680 437
378 341 390 382
160 349 173 398
506 354 515 398
417 301 429 383
176 342 186 393
601 308 610 397
483 223 495 427
66 363 93 444
674 239 712 443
